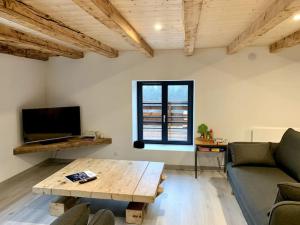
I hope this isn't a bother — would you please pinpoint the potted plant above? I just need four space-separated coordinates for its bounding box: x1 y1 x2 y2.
198 123 208 140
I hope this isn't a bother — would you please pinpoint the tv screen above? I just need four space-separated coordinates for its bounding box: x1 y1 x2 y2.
22 106 81 143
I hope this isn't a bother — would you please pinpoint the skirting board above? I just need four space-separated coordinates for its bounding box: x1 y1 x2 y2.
0 158 222 187
47 158 74 164
47 158 222 171
165 164 222 171
47 158 221 170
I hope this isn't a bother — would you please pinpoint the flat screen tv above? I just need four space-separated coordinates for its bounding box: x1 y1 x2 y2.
22 106 81 143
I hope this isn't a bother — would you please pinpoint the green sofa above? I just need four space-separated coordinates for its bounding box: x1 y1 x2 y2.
227 128 300 225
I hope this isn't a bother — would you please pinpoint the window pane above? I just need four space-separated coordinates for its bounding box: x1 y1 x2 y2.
168 85 188 102
142 85 162 140
143 103 162 140
168 85 189 141
143 85 162 103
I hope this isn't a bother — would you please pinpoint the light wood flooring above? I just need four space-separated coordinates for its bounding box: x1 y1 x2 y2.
0 160 247 225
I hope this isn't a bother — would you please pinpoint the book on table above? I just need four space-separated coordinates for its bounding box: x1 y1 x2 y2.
198 147 225 153
211 148 221 152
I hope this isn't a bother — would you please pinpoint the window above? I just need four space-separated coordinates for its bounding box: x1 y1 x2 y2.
137 81 194 145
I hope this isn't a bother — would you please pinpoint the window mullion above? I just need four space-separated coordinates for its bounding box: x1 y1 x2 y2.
137 82 143 141
162 82 168 144
187 82 193 144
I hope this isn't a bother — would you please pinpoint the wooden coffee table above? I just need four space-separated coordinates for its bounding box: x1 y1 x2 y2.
33 158 165 224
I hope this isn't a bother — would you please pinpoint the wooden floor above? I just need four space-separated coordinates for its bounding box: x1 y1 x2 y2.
0 160 247 225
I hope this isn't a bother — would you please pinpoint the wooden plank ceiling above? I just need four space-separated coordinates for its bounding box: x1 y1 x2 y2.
0 0 299 60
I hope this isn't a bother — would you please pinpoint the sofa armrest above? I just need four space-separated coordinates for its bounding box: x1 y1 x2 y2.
269 201 300 225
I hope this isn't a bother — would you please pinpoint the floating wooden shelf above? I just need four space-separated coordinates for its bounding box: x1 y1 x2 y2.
13 137 112 155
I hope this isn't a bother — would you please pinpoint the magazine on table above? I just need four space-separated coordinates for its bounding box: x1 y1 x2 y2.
65 170 97 182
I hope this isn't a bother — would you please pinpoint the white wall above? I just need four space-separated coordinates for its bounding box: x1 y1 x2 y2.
0 54 49 182
46 47 300 167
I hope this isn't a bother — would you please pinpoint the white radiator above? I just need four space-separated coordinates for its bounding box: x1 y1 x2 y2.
251 127 300 142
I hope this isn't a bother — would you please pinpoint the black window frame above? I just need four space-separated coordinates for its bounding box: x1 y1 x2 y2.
137 80 194 145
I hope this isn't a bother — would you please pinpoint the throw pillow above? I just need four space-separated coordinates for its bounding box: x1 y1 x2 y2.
275 182 300 203
231 142 276 166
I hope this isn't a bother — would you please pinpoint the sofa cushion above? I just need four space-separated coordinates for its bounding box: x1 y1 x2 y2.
231 143 276 167
276 182 300 202
275 128 300 181
227 163 295 225
51 203 90 225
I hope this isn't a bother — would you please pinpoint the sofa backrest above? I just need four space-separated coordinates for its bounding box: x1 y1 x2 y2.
275 128 300 181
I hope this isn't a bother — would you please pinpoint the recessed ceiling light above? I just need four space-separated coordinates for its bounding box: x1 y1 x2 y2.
154 23 162 31
293 14 300 21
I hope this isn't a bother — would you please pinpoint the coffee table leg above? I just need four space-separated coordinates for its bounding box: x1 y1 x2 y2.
49 196 78 217
195 148 198 179
224 147 228 173
126 202 147 224
217 156 221 170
